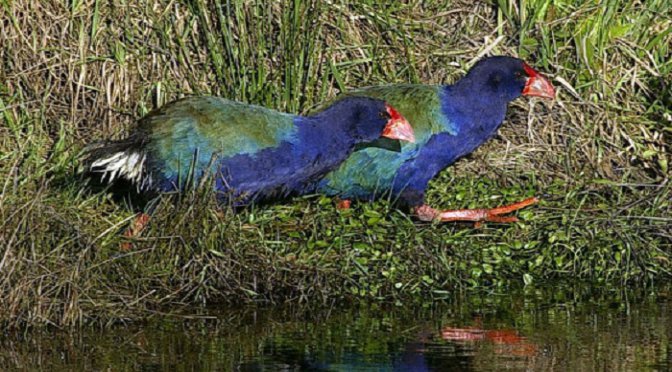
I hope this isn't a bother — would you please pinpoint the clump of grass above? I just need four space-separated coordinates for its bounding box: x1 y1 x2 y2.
0 0 670 327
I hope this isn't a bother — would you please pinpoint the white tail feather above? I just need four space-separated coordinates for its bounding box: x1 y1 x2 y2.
90 150 149 188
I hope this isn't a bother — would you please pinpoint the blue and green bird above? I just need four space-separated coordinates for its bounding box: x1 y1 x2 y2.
312 56 555 223
83 96 415 206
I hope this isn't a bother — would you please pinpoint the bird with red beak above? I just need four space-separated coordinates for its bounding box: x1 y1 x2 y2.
315 56 556 225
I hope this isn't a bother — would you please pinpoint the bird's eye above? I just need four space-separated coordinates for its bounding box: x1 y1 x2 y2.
379 111 391 120
514 70 524 78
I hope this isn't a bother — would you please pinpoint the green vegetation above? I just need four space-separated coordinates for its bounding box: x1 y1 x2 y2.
0 0 670 327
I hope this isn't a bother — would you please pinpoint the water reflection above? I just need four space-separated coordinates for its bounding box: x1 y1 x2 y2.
441 323 538 357
1 287 670 371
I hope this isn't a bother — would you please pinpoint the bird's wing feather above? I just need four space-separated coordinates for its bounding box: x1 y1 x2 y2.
141 97 297 181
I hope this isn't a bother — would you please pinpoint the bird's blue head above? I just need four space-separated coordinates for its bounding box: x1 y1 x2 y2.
458 56 555 103
317 97 415 144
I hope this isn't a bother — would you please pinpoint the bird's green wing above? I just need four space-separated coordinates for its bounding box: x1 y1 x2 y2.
140 96 297 180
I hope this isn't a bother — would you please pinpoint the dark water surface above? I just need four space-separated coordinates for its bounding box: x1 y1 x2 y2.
2 287 671 371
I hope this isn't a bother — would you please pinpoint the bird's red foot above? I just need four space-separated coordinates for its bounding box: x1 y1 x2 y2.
414 197 539 225
120 213 151 251
336 198 352 210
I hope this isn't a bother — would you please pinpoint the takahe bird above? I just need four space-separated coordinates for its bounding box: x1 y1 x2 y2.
84 96 415 206
84 96 414 249
313 56 555 223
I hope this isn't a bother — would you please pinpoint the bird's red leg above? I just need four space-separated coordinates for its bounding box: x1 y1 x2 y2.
414 197 539 225
120 213 151 251
336 198 352 210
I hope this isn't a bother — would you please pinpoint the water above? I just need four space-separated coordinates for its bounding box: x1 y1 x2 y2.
2 287 671 371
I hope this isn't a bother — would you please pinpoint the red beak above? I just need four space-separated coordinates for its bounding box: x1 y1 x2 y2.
522 63 555 99
382 104 415 143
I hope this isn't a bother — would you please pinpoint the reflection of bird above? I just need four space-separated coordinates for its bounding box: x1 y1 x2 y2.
441 326 538 357
84 96 414 206
314 56 555 224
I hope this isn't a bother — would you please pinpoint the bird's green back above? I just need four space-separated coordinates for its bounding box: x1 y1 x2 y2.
345 85 455 142
140 96 297 180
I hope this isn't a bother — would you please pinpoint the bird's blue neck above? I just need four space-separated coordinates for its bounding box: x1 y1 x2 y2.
389 84 513 207
440 83 510 141
297 114 357 142
274 116 366 196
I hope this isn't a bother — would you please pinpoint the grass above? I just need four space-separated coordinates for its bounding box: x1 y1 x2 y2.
0 0 670 327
